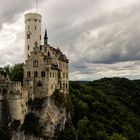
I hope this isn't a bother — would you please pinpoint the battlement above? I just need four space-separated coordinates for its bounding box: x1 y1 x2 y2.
25 12 42 22
8 92 22 99
9 81 22 93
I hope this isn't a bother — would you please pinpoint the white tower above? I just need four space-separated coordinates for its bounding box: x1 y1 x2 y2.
25 13 42 60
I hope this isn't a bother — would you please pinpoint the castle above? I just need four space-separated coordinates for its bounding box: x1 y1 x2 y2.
0 12 69 126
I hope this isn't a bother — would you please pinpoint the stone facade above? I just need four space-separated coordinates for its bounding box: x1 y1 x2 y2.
0 12 69 127
24 44 69 98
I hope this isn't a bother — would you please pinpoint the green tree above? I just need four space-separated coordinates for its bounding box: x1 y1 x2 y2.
22 113 43 137
9 64 23 82
77 117 89 140
109 133 127 140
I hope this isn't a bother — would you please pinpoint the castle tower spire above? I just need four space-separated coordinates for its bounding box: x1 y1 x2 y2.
44 29 48 45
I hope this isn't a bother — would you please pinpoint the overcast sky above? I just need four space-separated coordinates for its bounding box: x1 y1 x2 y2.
0 0 140 80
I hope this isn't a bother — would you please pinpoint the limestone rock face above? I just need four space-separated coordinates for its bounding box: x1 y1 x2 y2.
11 97 67 140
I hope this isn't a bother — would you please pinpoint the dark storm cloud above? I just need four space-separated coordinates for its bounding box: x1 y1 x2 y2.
0 0 140 80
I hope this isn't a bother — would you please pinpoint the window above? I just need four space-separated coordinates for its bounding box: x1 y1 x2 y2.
63 83 65 90
33 60 38 67
48 52 50 57
27 34 30 39
34 42 38 47
40 35 41 40
28 45 29 50
28 26 30 30
35 26 37 30
27 71 31 77
37 81 43 87
41 71 45 77
34 71 38 77
60 83 62 90
35 19 37 22
50 72 51 77
63 73 65 78
40 46 42 50
66 73 68 78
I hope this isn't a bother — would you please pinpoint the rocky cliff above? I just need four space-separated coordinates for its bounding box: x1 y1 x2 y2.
11 92 69 140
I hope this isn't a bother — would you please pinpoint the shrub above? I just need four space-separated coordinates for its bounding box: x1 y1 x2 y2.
22 113 43 137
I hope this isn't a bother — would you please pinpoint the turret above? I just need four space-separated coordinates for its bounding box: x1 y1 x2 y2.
25 13 42 60
44 29 48 45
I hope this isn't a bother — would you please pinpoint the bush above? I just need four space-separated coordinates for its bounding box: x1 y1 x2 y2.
22 113 43 137
11 120 20 131
51 90 66 107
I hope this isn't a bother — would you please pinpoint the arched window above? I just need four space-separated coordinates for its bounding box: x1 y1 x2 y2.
34 71 38 77
27 71 31 77
33 60 38 67
48 52 50 57
27 31 31 39
27 34 30 39
3 89 7 94
37 81 43 87
60 83 62 90
63 73 65 78
63 83 65 90
41 71 45 77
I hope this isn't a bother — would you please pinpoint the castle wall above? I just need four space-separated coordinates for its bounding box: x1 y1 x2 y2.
8 93 27 124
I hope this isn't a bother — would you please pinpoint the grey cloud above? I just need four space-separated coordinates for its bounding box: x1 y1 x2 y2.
1 0 140 80
0 0 44 29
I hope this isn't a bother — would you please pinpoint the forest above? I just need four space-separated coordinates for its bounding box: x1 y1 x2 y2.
0 64 140 140
67 78 140 140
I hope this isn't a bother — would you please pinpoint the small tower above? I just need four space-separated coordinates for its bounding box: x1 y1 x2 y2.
44 29 48 45
25 13 42 60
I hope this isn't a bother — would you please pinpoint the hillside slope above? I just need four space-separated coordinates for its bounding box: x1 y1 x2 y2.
70 77 140 140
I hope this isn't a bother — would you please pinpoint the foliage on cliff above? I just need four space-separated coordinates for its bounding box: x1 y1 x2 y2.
69 77 140 140
0 64 23 82
22 112 43 137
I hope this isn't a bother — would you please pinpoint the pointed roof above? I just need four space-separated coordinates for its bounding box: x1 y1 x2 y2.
44 29 48 40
